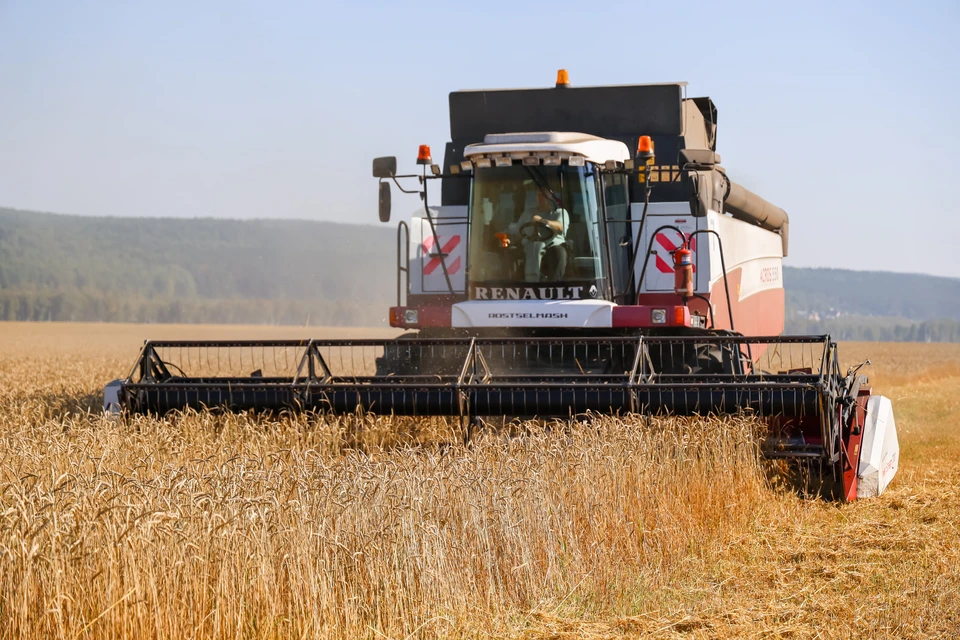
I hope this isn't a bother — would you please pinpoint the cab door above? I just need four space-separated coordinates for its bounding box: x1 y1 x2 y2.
601 173 632 302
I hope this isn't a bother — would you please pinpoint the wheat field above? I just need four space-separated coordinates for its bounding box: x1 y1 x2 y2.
0 323 958 638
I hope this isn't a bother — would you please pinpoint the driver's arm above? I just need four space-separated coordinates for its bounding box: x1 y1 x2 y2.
544 209 569 235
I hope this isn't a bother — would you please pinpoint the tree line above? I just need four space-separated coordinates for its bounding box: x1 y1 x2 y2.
0 207 395 326
1 207 958 339
786 315 960 342
0 287 386 326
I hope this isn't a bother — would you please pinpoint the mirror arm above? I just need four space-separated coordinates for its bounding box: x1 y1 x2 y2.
385 176 422 195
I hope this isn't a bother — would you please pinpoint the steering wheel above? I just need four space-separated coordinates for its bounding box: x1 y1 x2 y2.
519 219 558 243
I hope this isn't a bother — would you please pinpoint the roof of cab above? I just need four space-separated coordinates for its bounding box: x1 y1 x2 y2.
463 132 630 164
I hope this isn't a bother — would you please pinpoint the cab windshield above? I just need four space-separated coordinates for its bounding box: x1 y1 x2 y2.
468 163 604 284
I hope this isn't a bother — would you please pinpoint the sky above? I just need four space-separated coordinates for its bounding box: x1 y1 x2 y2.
0 1 958 278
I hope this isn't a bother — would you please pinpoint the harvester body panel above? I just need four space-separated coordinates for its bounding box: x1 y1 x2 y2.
451 300 614 328
634 202 703 294
410 206 467 296
395 114 789 334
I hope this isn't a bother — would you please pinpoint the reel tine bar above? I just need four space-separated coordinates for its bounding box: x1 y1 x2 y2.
118 335 841 461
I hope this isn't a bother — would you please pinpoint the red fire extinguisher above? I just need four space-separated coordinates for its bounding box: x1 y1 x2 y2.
674 245 694 298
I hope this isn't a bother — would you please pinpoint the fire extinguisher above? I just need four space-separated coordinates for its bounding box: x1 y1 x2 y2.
674 244 694 298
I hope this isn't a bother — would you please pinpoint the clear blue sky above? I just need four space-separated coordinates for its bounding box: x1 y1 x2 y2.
1 1 957 277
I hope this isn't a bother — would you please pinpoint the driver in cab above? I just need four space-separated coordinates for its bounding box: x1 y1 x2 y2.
504 188 570 282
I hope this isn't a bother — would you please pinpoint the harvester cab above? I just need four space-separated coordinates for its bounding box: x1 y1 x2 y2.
104 71 899 501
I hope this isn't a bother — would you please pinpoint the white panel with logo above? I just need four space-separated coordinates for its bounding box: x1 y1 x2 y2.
409 206 467 295
706 211 784 297
452 300 614 328
632 202 703 293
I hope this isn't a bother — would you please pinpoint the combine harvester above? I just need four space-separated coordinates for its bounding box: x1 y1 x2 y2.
104 72 899 500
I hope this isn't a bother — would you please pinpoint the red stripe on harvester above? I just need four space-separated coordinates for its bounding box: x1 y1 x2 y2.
424 236 460 275
653 233 696 274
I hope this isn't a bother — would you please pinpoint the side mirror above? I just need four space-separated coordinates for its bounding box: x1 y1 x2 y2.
372 156 397 178
685 171 710 218
378 182 391 223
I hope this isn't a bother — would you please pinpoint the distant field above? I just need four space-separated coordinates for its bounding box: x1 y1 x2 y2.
1 323 958 638
0 321 401 357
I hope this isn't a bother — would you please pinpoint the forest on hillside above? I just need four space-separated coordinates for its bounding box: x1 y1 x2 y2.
783 268 960 340
2 208 958 340
0 208 394 326
784 268 960 321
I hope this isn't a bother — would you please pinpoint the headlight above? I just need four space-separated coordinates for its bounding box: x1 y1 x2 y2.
403 309 419 324
651 308 667 324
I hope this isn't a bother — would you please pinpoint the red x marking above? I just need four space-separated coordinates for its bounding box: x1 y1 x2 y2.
422 235 461 275
654 233 697 274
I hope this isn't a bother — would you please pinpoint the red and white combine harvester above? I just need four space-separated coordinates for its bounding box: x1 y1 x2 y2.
105 72 899 500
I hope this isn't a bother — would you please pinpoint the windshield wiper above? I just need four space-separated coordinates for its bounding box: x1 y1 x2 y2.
524 166 560 206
